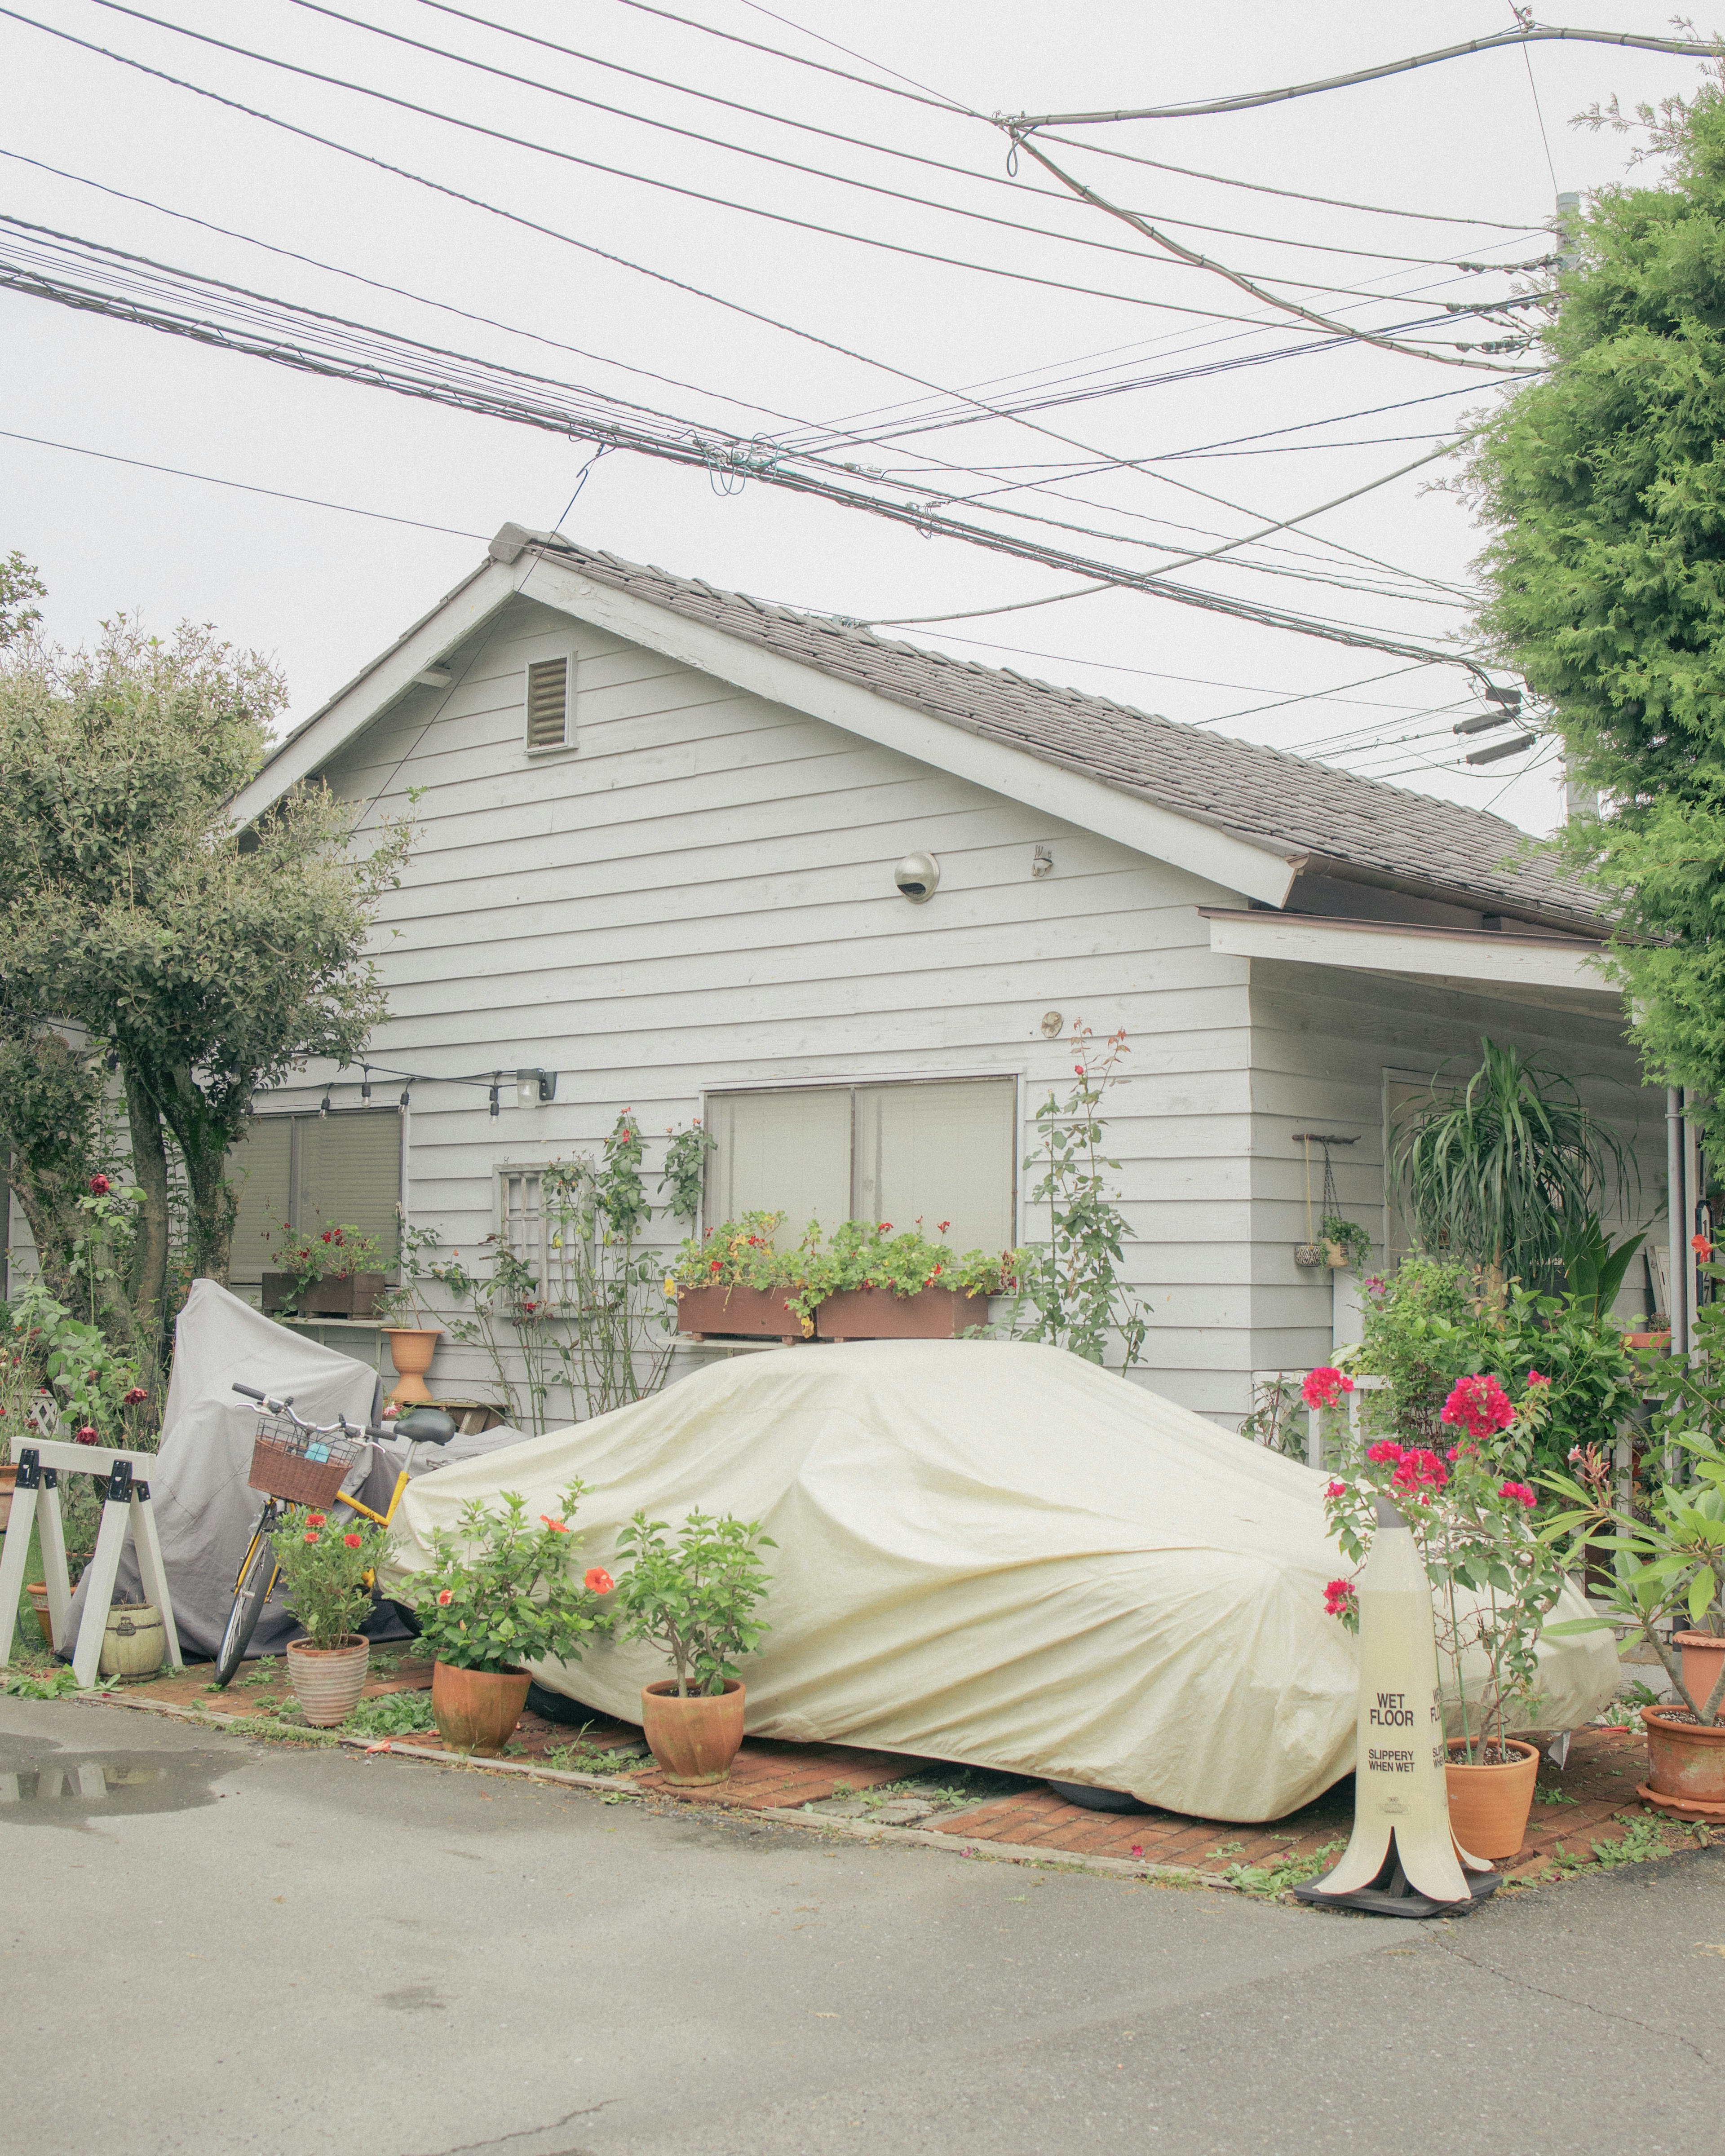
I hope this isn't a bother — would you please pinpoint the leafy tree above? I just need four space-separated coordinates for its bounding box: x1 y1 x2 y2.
0 550 44 647
0 615 412 1339
1465 68 1725 1129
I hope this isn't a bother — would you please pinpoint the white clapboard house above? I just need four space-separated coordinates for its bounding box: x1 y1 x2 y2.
205 524 1657 1425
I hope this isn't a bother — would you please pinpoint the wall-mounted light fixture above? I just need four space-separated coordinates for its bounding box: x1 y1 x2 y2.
516 1068 557 1109
893 851 940 903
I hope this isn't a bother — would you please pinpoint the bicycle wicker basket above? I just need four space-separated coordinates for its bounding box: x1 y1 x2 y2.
248 1411 365 1509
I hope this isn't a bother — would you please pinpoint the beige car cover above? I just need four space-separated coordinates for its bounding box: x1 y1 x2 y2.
388 1339 1618 1822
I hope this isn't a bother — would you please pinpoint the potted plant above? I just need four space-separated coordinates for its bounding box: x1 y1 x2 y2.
262 1221 389 1320
805 1219 1029 1341
667 1211 802 1339
1319 1215 1372 1271
1543 1419 1725 1814
374 1215 447 1403
1324 1370 1564 1859
612 1508 774 1785
408 1483 610 1754
270 1506 393 1724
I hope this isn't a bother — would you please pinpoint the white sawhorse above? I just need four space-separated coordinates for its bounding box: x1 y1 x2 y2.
0 1438 184 1688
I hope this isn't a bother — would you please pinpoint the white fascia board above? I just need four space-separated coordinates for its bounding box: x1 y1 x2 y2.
1204 909 1614 995
516 554 1300 906
227 557 522 827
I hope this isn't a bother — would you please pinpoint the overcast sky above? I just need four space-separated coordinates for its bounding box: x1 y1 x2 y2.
0 1 1705 835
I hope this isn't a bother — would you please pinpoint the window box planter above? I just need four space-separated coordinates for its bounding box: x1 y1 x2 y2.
263 1271 388 1319
675 1286 803 1343
815 1286 984 1341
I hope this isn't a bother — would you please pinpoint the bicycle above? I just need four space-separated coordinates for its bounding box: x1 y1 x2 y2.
213 1383 412 1687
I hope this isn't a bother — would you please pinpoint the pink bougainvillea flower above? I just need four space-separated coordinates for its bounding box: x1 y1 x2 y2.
88 1173 110 1196
1526 1370 1551 1387
1322 1578 1358 1619
437 1588 453 1606
1391 1448 1447 1494
584 1567 615 1595
1302 1366 1353 1410
1498 1480 1537 1508
1365 1440 1403 1464
1440 1374 1515 1440
343 1532 363 1548
1325 1480 1346 1498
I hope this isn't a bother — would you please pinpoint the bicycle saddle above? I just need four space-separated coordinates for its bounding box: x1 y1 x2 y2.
393 1407 456 1447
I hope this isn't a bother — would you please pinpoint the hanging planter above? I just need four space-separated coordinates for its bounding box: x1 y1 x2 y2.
1294 1134 1362 1271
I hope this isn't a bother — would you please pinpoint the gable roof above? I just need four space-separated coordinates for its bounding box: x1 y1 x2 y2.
241 524 1602 938
497 531 1600 938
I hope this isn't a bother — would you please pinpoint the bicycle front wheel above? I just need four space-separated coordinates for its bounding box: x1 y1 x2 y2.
215 1512 279 1687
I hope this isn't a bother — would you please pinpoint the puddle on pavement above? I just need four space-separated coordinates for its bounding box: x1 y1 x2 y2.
0 1738 240 1830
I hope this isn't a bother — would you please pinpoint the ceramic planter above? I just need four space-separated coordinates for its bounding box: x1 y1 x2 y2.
1624 1330 1672 1352
431 1662 531 1754
815 1286 984 1341
98 1603 165 1679
1676 1631 1725 1717
383 1326 444 1405
1293 1244 1324 1268
641 1678 747 1784
1444 1738 1540 1860
1323 1241 1351 1268
1641 1702 1725 1817
676 1285 804 1342
286 1636 371 1726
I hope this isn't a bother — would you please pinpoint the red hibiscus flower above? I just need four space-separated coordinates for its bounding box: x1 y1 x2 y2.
584 1568 615 1595
437 1588 453 1606
540 1515 568 1533
1694 1233 1714 1259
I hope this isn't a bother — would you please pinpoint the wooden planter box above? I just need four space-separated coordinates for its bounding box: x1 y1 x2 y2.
263 1271 388 1319
676 1285 804 1342
816 1286 984 1341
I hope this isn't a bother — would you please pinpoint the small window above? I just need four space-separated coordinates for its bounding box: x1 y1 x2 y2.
227 1108 402 1287
704 1078 1017 1252
525 655 573 751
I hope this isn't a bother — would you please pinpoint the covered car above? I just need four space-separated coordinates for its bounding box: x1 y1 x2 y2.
387 1339 1617 1821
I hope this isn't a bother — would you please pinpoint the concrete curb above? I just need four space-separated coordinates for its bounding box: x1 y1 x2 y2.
74 1688 1231 1890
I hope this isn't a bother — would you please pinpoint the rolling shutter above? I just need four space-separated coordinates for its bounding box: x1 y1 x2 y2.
228 1117 295 1285
706 1088 852 1240
225 1109 401 1286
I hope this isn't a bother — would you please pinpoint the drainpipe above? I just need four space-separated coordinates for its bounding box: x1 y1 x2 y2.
1668 1087 1688 1357
1685 1089 1703 1361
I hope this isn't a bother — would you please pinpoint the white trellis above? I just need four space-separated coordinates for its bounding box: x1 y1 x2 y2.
1304 1374 1390 1471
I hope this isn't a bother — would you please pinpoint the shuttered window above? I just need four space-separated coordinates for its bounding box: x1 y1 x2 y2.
705 1078 1017 1254
525 655 573 751
227 1109 402 1286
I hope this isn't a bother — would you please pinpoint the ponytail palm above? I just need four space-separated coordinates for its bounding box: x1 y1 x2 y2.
1391 1039 1632 1292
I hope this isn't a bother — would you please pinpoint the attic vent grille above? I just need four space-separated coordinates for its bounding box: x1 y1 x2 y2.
525 657 570 750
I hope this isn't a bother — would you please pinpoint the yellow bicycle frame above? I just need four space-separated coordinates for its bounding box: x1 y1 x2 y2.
231 1469 411 1600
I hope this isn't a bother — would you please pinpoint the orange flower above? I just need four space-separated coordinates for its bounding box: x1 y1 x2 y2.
540 1515 569 1533
437 1588 453 1605
306 1513 327 1527
584 1567 615 1595
344 1533 363 1548
303 1531 319 1544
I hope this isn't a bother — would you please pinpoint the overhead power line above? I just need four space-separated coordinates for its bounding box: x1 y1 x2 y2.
1006 22 1721 126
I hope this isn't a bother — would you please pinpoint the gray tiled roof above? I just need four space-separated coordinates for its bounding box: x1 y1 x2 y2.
517 531 1603 937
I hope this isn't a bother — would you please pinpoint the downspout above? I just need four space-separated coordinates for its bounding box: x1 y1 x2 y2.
1685 1088 1703 1361
1668 1087 1688 1357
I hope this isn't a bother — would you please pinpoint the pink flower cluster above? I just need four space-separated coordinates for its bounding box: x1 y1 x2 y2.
1362 1438 1448 1497
1440 1374 1515 1440
1322 1577 1357 1619
1302 1366 1353 1410
1498 1480 1537 1509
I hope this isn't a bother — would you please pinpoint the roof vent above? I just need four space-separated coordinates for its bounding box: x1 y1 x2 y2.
526 657 571 751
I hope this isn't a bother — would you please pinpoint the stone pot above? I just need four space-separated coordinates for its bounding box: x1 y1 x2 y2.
1642 1701 1725 1816
431 1662 530 1755
640 1678 747 1785
1444 1738 1540 1860
815 1286 984 1342
285 1636 371 1726
383 1326 443 1405
99 1603 165 1679
1675 1630 1725 1718
675 1285 804 1341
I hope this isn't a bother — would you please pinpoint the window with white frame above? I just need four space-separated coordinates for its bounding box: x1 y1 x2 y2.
704 1078 1018 1252
227 1108 402 1287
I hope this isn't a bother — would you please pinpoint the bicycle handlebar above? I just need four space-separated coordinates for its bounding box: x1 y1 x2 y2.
231 1381 393 1443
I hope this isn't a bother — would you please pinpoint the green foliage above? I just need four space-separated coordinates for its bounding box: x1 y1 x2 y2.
613 1508 774 1697
343 1688 438 1736
408 1483 607 1674
2 1666 84 1699
2 1277 151 1445
658 1118 716 1224
1561 1216 1646 1323
269 1504 390 1650
1221 1840 1347 1898
265 1221 386 1300
1010 1022 1150 1369
0 1025 107 1315
1319 1215 1373 1271
1390 1041 1633 1290
1238 1372 1306 1457
1464 85 1725 1127
1353 1258 1484 1446
0 550 44 647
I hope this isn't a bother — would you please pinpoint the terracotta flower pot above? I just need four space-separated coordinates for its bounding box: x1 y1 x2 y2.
676 1285 803 1341
640 1678 747 1785
285 1636 371 1726
815 1286 984 1342
1642 1702 1725 1815
383 1326 443 1405
26 1582 55 1651
98 1603 165 1679
1444 1738 1540 1860
1675 1631 1725 1718
431 1662 531 1754
0 1461 17 1533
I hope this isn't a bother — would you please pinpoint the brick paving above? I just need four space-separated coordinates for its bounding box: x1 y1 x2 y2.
94 1654 1685 1885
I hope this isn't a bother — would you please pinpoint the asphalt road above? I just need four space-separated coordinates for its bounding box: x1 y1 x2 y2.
4 1697 1722 2156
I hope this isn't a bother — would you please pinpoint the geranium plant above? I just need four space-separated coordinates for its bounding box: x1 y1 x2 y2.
612 1509 774 1697
1323 1371 1566 1762
269 1221 385 1299
788 1218 1029 1335
409 1482 609 1673
270 1507 391 1648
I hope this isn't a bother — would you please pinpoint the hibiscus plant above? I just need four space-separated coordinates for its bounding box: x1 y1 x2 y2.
612 1508 774 1697
1322 1371 1567 1763
270 1506 392 1649
409 1482 611 1674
